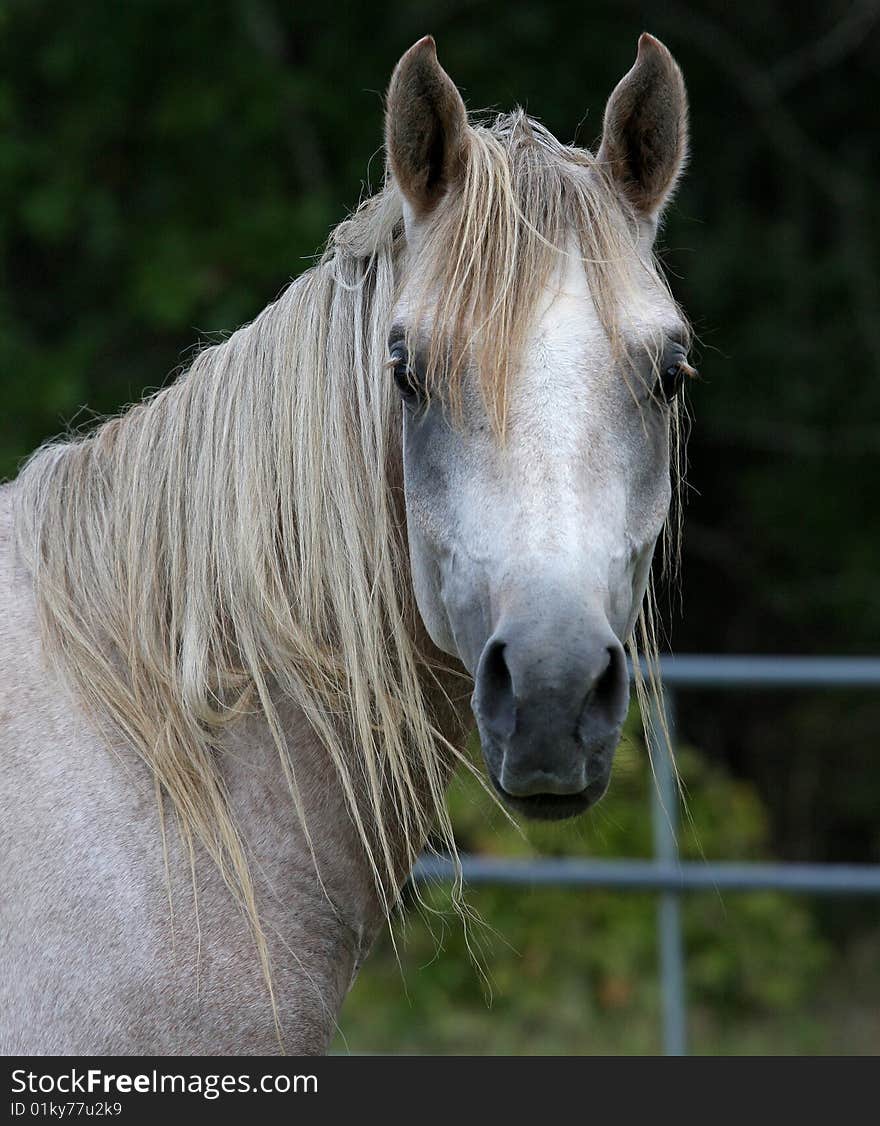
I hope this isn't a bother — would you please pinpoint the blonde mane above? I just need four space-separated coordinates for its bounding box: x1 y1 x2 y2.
13 110 685 1002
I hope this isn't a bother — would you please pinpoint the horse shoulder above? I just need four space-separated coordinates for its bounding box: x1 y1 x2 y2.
0 483 377 1053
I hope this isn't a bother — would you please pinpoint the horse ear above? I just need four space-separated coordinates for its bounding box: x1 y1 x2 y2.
386 36 468 218
597 33 688 222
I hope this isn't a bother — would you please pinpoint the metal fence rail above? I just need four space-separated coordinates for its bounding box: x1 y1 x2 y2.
412 655 880 1056
413 855 880 893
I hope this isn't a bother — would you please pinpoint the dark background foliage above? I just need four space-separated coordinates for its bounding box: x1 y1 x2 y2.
1 0 878 1047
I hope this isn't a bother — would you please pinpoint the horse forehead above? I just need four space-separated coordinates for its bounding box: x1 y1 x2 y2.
531 243 676 354
504 252 675 453
514 256 612 413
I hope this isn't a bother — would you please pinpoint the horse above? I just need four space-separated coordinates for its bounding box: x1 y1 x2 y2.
0 33 692 1054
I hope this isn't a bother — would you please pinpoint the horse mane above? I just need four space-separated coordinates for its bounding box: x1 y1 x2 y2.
13 109 685 1014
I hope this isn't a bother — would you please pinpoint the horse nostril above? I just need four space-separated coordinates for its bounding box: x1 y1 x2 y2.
474 638 516 741
582 644 628 731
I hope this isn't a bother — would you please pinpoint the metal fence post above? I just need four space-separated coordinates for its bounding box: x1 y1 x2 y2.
649 686 687 1056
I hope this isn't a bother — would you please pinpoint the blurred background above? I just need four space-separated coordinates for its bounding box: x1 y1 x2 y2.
1 0 878 1053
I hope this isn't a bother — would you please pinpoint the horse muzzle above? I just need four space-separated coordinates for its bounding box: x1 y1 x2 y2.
471 607 629 821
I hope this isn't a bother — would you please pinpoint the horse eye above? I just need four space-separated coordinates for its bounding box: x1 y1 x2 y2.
657 358 693 403
388 344 422 404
